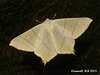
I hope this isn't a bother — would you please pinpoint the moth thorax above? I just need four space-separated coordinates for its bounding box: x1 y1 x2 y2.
46 23 53 32
44 20 53 32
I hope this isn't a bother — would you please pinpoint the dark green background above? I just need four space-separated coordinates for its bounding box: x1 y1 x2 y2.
0 0 100 75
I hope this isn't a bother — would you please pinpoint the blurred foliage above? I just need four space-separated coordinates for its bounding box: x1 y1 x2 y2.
0 0 100 75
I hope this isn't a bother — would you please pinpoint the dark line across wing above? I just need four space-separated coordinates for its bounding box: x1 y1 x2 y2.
60 19 66 50
71 19 79 37
19 36 36 48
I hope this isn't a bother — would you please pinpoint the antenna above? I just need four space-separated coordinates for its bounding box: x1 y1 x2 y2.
52 13 56 20
36 19 41 23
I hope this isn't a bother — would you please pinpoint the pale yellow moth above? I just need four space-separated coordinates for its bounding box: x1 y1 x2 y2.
9 18 92 65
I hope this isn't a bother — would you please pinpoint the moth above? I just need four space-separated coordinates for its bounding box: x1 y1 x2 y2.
9 18 92 65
